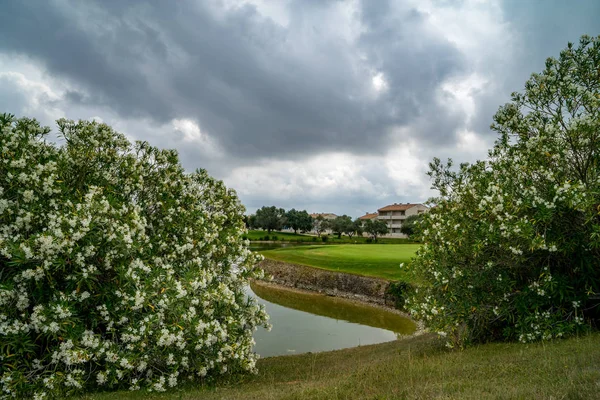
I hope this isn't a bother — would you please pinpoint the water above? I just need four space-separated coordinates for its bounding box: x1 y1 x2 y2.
248 282 416 358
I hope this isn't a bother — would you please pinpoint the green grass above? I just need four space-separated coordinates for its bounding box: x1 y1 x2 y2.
260 244 419 281
85 333 600 400
243 230 414 244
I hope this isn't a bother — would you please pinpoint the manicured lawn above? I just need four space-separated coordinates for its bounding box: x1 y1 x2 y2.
243 230 315 241
260 244 419 281
243 230 414 244
85 333 600 400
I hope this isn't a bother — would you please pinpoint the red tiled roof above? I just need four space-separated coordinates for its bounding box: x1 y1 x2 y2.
358 212 378 220
377 203 425 212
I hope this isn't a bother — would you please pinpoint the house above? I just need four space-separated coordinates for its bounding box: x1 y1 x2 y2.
309 213 338 220
358 212 378 221
309 213 338 234
376 203 429 237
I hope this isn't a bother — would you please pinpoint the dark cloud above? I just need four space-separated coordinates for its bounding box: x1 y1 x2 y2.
0 0 465 160
1 0 599 216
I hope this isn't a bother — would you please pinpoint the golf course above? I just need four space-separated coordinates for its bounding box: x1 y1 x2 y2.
260 243 419 281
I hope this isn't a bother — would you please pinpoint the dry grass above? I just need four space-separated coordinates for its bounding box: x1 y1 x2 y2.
84 332 600 400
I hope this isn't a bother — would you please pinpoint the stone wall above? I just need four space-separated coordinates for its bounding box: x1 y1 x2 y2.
258 259 394 306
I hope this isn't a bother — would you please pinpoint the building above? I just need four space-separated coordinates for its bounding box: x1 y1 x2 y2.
358 212 378 221
376 203 429 237
309 213 338 220
309 213 338 234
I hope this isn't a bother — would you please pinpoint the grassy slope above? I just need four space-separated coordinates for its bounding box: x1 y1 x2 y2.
86 333 600 400
260 244 419 281
244 230 413 244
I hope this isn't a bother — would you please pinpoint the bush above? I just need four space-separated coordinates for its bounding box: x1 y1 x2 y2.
385 281 412 310
407 36 600 347
311 237 317 242
321 236 328 242
0 116 269 398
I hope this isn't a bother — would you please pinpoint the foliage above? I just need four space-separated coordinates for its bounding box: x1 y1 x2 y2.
0 116 269 398
407 36 600 347
329 215 353 239
312 216 328 237
351 219 364 238
399 214 423 238
385 281 412 310
363 219 389 241
284 209 313 234
254 206 286 233
245 214 258 230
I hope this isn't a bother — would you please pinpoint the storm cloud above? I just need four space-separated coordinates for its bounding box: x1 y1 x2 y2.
1 0 599 216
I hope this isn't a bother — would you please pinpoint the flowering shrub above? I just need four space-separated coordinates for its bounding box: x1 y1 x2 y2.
0 116 269 398
407 35 600 347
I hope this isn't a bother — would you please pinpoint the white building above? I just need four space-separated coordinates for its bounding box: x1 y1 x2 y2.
376 203 429 238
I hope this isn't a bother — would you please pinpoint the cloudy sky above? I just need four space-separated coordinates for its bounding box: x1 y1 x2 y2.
1 0 599 217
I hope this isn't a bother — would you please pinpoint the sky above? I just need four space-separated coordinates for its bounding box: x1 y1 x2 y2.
1 0 599 218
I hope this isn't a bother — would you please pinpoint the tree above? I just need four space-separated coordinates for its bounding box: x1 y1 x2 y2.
298 211 314 233
363 219 389 241
255 206 286 233
247 214 258 229
0 116 269 398
344 218 363 238
313 215 328 237
400 214 423 238
407 36 600 348
330 215 352 239
351 218 364 238
285 209 313 234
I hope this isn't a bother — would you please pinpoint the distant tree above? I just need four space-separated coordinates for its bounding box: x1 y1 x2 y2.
313 216 328 237
255 206 286 233
330 215 353 239
248 214 258 229
286 209 313 234
400 214 423 238
298 211 313 233
351 218 364 238
364 219 389 241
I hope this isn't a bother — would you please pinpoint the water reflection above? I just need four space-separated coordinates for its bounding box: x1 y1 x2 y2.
249 282 416 357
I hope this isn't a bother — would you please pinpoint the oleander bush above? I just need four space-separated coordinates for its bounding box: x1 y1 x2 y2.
0 116 269 399
407 35 600 347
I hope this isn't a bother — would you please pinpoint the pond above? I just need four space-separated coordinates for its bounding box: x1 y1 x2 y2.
248 282 416 358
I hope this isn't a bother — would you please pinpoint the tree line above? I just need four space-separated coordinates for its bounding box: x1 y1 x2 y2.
245 206 423 240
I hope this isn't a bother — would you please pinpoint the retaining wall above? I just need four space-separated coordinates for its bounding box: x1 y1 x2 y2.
258 259 396 306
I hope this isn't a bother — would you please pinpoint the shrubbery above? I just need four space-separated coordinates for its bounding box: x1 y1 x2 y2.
385 281 412 310
0 116 269 398
407 36 600 347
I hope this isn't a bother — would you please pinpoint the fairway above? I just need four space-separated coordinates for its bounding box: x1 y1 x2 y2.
243 230 413 244
260 244 419 281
